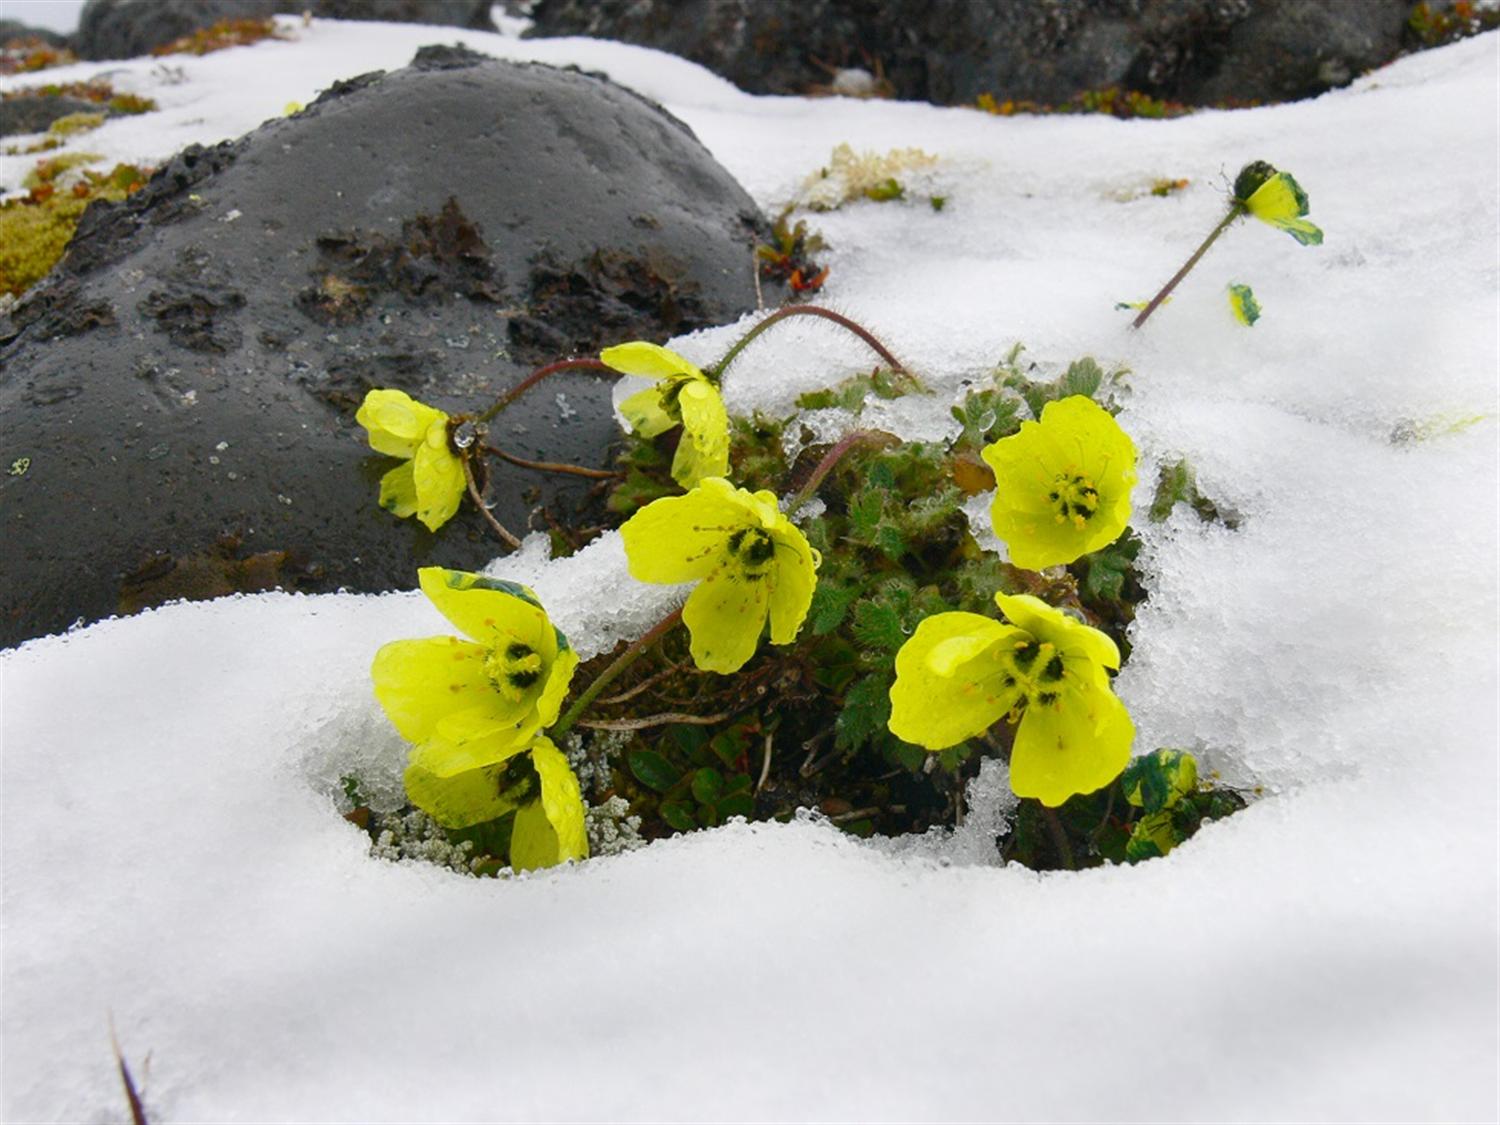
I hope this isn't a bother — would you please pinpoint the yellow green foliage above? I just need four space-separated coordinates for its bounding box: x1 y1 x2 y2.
47 111 106 136
152 18 287 56
1 81 157 115
0 159 150 297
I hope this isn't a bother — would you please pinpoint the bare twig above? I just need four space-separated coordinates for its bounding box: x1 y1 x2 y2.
755 730 774 793
485 445 619 480
828 805 880 826
596 661 683 706
462 454 522 549
577 710 732 732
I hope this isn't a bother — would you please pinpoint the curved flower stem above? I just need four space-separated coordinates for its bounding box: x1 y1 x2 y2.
786 429 894 515
483 444 619 480
1132 205 1245 329
461 453 522 549
551 607 684 739
709 304 909 380
478 357 616 423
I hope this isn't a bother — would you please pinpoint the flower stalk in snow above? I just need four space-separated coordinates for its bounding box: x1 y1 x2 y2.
1132 160 1322 329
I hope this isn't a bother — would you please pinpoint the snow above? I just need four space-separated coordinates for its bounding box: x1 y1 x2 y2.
4 18 1498 1124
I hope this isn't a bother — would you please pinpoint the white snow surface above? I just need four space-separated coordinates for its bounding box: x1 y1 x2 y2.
4 19 1499 1124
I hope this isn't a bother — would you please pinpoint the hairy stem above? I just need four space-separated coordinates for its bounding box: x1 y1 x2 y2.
709 304 908 380
478 357 615 423
1132 205 1245 329
484 444 618 480
462 454 522 548
787 429 893 514
552 607 684 738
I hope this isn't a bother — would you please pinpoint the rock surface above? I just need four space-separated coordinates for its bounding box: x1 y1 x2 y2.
72 0 495 61
524 0 1413 107
0 49 765 647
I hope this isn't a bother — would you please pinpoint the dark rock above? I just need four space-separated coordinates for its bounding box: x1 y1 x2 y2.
288 0 495 30
74 0 495 60
0 96 103 139
524 0 1412 107
0 54 765 647
74 0 280 61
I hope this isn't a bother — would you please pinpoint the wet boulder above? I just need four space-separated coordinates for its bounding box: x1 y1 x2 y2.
0 48 765 647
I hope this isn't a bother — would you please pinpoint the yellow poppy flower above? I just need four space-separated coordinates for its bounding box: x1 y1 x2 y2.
355 388 466 532
981 395 1136 571
372 567 579 778
403 734 589 870
1227 283 1261 326
620 477 820 673
888 593 1133 807
1234 161 1323 246
602 341 730 488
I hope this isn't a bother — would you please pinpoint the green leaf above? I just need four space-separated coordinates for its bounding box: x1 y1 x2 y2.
851 601 906 652
628 749 682 794
864 177 905 202
873 524 909 561
1149 459 1197 522
1077 529 1141 603
717 793 755 819
808 582 859 635
691 767 725 805
848 490 884 538
1059 357 1104 399
835 673 893 751
660 800 698 832
1120 749 1199 813
1125 810 1181 862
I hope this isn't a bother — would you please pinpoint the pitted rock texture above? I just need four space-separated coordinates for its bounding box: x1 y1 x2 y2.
0 50 765 647
525 0 1413 108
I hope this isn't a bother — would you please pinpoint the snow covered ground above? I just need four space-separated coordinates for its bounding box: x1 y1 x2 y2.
3 17 1497 1123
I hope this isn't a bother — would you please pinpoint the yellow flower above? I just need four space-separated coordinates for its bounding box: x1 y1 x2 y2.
372 567 579 778
602 341 730 488
1227 282 1261 326
981 395 1136 570
355 389 466 532
888 593 1134 807
620 477 819 673
1234 161 1323 246
404 734 589 869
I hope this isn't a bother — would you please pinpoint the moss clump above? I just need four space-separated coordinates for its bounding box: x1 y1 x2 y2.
152 18 287 57
47 111 106 136
0 159 151 297
1 81 157 115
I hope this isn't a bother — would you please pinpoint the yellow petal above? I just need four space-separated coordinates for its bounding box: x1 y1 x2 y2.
356 389 446 458
982 395 1135 569
377 461 418 519
1246 172 1323 246
994 593 1121 671
1010 682 1134 806
371 635 490 744
620 383 676 439
403 743 532 829
888 612 1024 749
683 563 771 674
417 567 554 650
620 479 745 584
412 422 466 532
670 379 731 487
511 736 589 869
431 696 540 760
535 645 579 730
600 341 703 380
767 520 818 645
